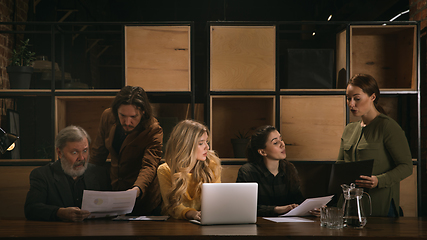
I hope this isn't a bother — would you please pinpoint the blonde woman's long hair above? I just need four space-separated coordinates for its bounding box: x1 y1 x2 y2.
163 119 221 215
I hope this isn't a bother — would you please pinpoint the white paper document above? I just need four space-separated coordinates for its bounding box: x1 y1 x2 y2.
264 217 315 223
280 195 334 217
112 215 170 221
82 190 137 218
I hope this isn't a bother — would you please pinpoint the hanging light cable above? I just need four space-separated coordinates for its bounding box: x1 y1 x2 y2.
389 9 409 21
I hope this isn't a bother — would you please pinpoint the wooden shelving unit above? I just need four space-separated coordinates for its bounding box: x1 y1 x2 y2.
349 25 417 91
0 21 421 217
0 22 196 163
210 95 275 158
125 25 191 92
208 21 420 217
210 26 276 91
280 95 346 160
55 96 115 141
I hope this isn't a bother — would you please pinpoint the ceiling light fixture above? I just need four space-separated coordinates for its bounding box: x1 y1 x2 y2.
328 15 332 21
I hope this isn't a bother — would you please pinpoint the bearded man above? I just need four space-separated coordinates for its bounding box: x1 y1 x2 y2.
24 125 111 221
90 86 163 216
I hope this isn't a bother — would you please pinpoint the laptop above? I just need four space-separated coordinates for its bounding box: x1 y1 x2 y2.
190 182 258 225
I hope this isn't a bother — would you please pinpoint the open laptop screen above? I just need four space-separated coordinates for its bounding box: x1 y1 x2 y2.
192 182 258 225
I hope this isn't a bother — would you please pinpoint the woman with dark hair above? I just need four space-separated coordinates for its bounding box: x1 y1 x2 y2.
338 73 412 217
236 125 306 217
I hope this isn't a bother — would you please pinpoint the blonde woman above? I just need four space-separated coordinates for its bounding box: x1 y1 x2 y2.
157 120 221 220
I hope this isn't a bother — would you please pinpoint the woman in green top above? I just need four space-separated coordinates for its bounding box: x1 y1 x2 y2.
338 73 412 217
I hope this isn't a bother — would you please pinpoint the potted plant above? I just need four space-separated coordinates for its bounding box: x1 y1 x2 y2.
7 39 36 89
231 129 250 158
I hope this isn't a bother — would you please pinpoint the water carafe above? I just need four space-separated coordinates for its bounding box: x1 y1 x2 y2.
341 183 372 228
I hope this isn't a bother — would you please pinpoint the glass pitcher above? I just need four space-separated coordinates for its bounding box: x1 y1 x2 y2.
341 183 372 228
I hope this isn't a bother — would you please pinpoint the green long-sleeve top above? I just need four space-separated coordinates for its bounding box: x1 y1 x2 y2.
337 114 413 216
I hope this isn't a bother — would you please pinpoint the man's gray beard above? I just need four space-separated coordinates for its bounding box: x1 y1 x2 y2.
60 154 89 178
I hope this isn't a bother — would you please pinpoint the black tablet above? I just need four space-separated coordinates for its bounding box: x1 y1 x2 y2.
327 159 374 195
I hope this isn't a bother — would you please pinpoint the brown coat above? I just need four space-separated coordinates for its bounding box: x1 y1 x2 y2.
90 108 163 215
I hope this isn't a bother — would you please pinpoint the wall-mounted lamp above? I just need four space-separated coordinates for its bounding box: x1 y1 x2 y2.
0 128 19 154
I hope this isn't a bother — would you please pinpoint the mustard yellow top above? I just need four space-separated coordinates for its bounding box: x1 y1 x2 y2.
157 161 221 219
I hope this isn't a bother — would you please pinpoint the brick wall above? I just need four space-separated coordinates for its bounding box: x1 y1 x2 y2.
0 0 29 124
0 0 29 90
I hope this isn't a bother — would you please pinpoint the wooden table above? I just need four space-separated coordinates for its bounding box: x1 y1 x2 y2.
0 217 426 239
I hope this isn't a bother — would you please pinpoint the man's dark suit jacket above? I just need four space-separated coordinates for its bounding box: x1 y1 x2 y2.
24 160 111 221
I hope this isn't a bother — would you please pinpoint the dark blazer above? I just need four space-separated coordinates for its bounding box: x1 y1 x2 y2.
24 160 111 221
90 108 163 215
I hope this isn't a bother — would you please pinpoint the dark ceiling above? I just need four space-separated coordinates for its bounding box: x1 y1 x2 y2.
30 0 409 22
